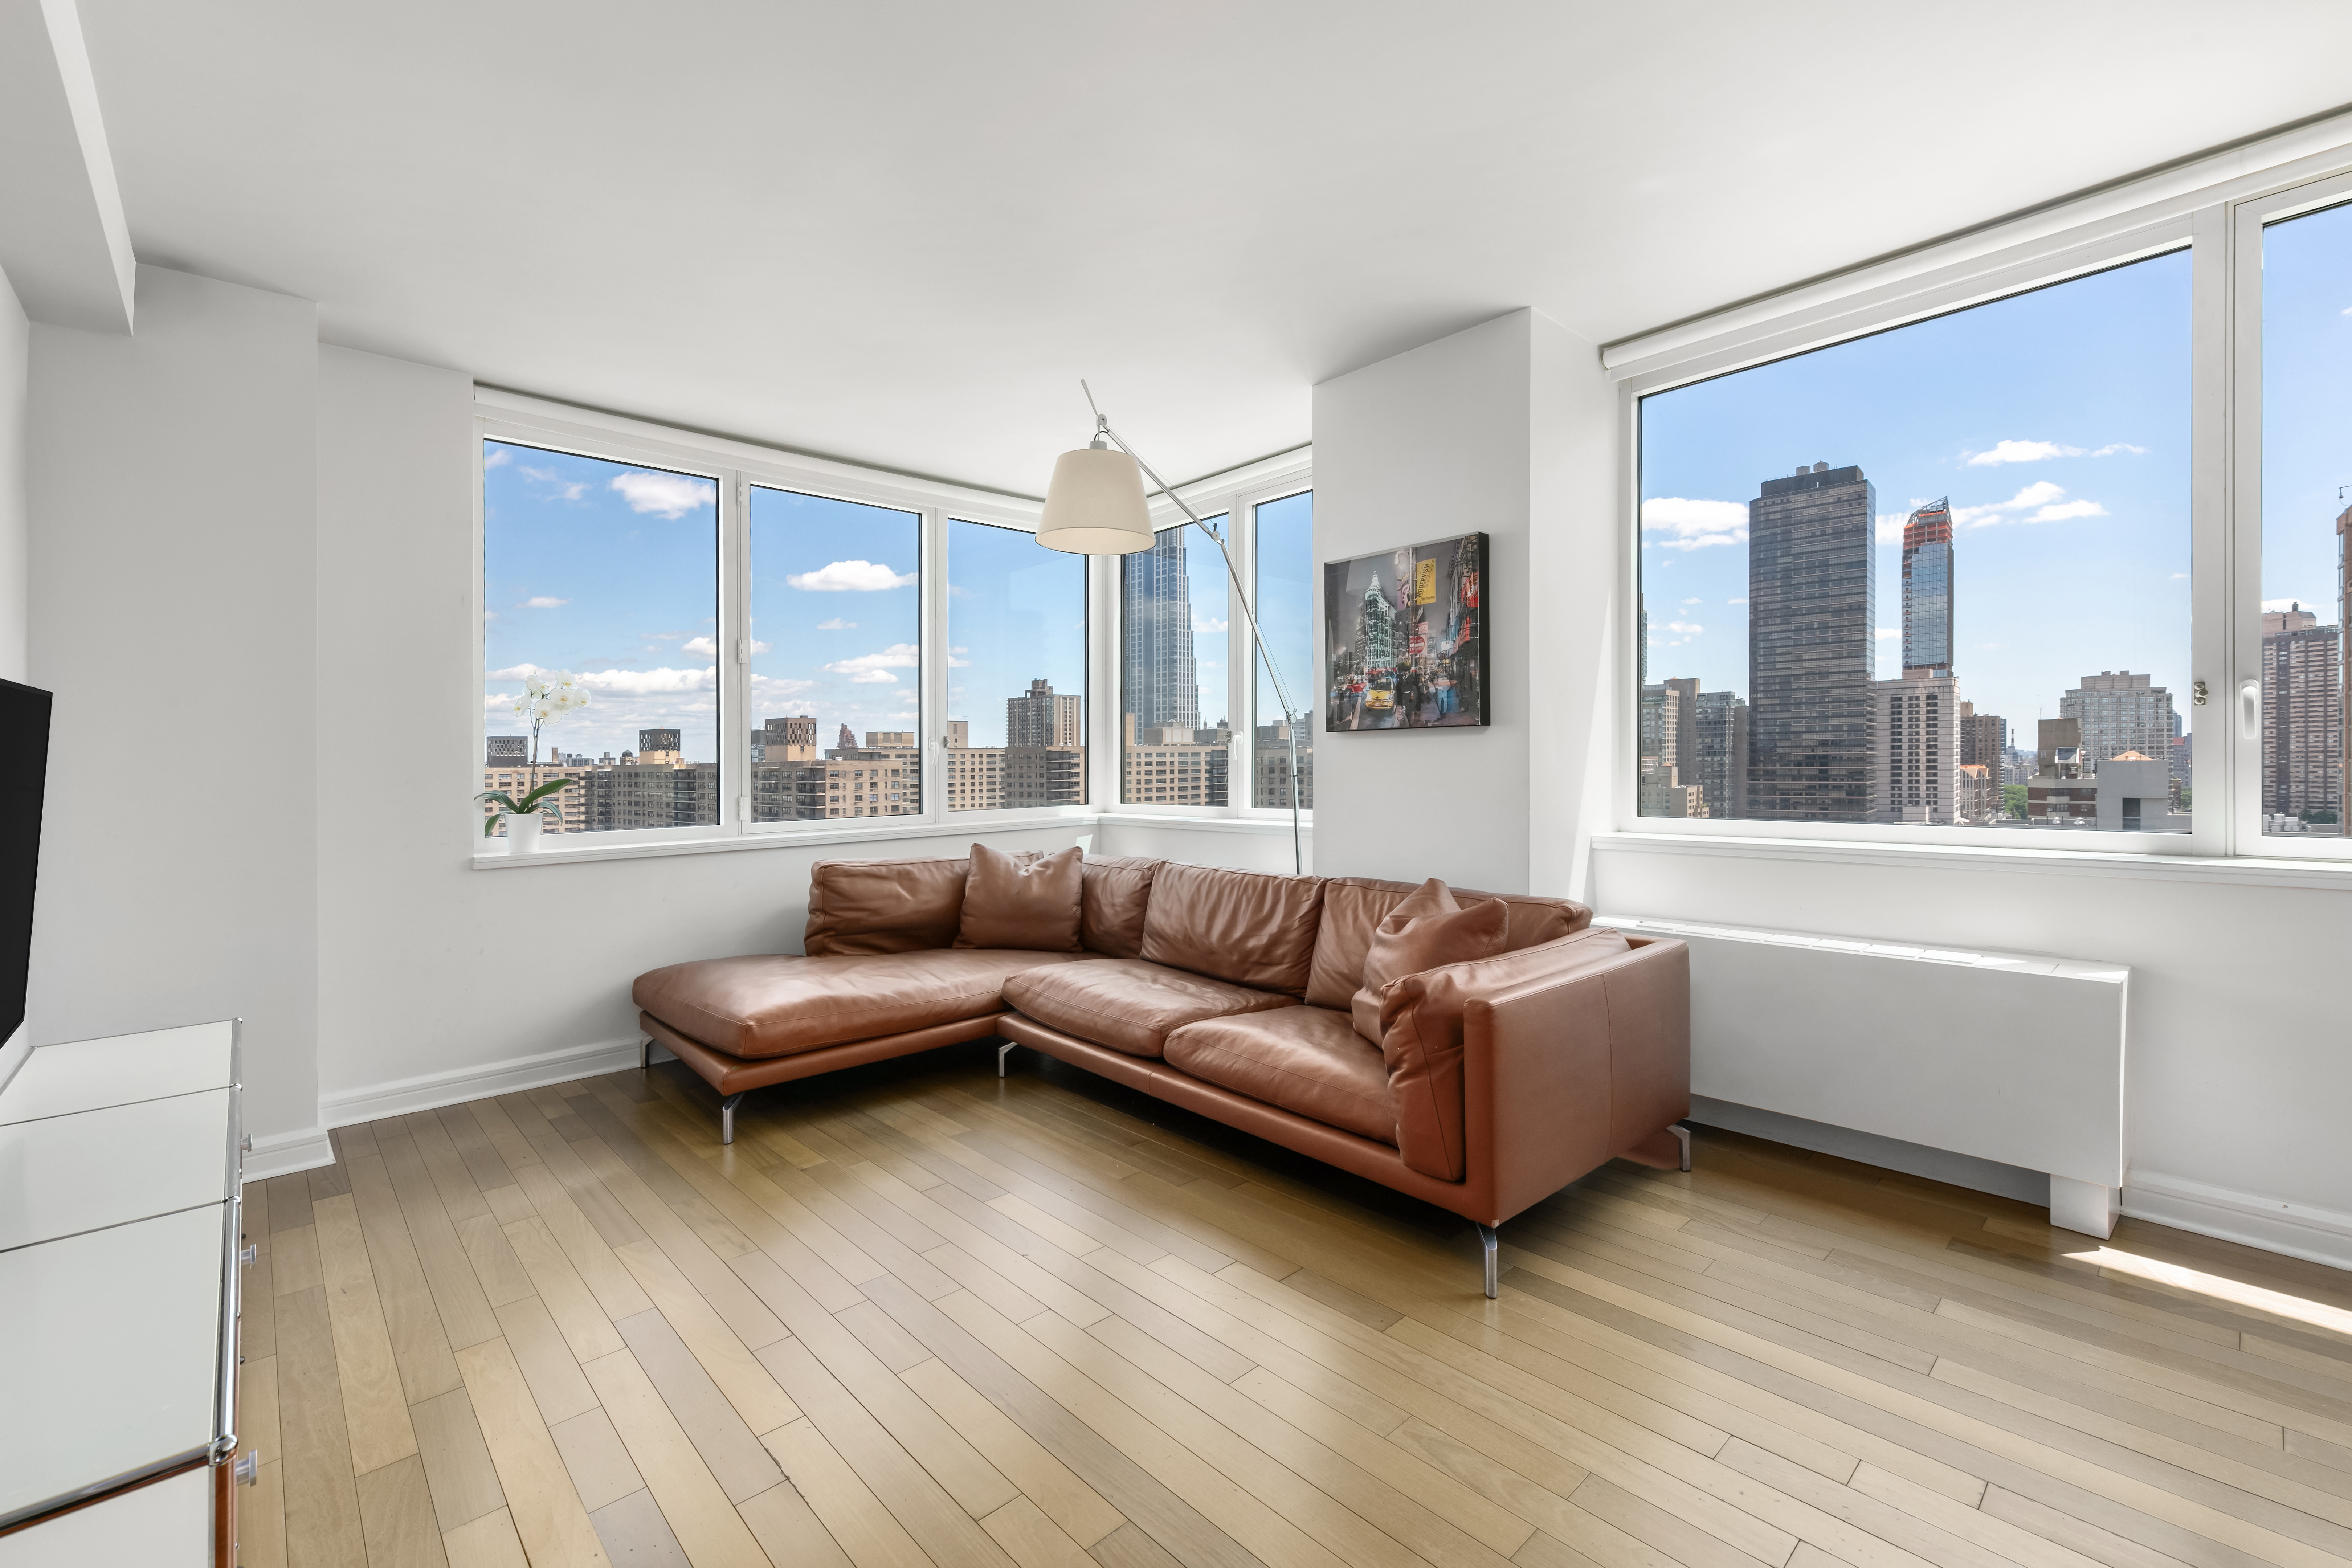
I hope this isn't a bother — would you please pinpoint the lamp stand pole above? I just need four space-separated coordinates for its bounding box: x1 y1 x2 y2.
1085 403 1305 877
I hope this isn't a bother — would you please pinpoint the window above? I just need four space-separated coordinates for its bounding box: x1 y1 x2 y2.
747 487 921 822
2256 198 2349 841
946 519 1088 811
481 439 719 837
1253 490 1315 809
1121 519 1231 807
1636 252 2192 834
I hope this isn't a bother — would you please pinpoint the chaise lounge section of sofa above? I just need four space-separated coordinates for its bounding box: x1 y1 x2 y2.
633 850 1690 1296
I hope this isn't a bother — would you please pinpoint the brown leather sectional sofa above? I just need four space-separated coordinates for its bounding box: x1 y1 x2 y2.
633 851 1690 1296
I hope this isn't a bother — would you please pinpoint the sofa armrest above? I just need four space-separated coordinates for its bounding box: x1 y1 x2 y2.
1462 934 1690 1224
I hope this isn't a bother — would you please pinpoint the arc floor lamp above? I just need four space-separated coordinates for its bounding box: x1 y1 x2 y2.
1034 384 1305 876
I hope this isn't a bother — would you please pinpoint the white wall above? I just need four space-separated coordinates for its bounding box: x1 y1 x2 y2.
27 266 319 1148
0 263 26 681
1311 308 1617 895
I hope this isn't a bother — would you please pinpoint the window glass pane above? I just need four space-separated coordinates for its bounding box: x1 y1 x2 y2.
747 487 921 822
1637 252 2191 833
2258 201 2349 840
481 440 719 837
946 519 1087 811
1253 491 1314 809
1122 519 1230 807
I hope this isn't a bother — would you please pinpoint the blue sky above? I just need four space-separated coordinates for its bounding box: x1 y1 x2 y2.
1255 491 1315 729
750 487 924 747
1640 251 2193 735
2262 199 2352 617
946 519 1086 747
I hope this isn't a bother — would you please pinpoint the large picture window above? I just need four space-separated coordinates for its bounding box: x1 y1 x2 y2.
1121 520 1232 807
1637 253 2193 834
746 486 922 822
481 439 720 837
946 519 1088 812
1253 490 1315 810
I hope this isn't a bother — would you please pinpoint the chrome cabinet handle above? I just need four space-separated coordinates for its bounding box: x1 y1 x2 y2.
234 1450 260 1486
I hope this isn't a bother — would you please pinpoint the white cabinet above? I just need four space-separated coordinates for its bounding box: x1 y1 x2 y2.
0 1022 248 1565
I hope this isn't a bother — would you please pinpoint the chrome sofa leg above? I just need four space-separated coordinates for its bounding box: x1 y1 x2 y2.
998 1041 1017 1078
1477 1224 1499 1299
720 1092 745 1145
1673 1123 1692 1172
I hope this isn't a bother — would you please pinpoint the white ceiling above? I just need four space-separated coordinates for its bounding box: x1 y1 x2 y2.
74 0 2352 495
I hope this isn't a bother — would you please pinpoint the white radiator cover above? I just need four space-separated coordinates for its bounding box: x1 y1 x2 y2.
1598 914 2128 1232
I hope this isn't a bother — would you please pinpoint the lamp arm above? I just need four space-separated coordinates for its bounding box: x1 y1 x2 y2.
1096 415 1306 875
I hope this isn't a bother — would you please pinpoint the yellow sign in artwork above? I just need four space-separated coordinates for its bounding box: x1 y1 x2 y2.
1412 558 1437 604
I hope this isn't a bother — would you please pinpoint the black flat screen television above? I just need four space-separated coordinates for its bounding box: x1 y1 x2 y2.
0 677 50 1095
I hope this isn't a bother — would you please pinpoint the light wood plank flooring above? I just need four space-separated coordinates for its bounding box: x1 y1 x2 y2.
240 1042 2352 1568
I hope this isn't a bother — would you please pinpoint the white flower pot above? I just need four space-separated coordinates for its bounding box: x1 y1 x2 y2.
506 812 545 854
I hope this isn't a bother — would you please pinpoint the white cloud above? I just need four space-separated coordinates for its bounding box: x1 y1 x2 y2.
1875 511 1911 544
823 644 920 685
1875 628 1899 640
1680 597 1702 606
522 596 569 609
949 656 972 667
484 448 511 470
2026 499 2107 522
608 471 715 518
1952 480 2079 528
2171 572 2190 580
579 666 717 695
750 674 817 701
816 617 856 630
520 466 588 501
1663 621 1703 635
1194 617 1228 634
1640 497 1747 551
2263 596 2326 613
1965 439 2084 466
789 560 918 592
2091 442 2148 457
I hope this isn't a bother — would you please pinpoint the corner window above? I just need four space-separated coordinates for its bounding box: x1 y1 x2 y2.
946 519 1088 812
1636 252 2192 834
1253 490 1315 809
747 486 921 822
1121 520 1231 807
481 439 719 837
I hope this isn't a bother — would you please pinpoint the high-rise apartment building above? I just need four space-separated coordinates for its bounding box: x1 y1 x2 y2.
486 734 527 768
1747 462 1875 821
1869 671 1960 823
755 715 817 762
1122 528 1199 733
1122 714 1226 807
1960 702 2007 789
2061 672 2177 776
1008 678 1083 747
1254 717 1313 810
2260 604 2343 824
2026 716 2094 825
1692 690 1748 820
1901 498 1953 677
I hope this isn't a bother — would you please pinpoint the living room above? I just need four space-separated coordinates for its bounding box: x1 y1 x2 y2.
6 4 2352 1565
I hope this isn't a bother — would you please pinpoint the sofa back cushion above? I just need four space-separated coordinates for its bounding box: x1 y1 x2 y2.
955 844 1084 952
1139 863 1326 997
1078 856 1163 958
804 856 969 955
1304 877 1591 1009
1348 880 1510 1041
1379 927 1632 1180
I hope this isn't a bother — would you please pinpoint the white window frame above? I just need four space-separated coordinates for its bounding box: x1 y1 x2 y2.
471 390 1082 864
1605 116 2352 869
1108 449 1314 822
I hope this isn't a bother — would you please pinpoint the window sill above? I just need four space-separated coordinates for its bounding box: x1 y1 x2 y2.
1590 829 2352 891
470 809 1303 869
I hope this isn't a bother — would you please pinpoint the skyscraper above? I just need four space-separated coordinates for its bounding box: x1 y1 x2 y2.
1901 498 1953 677
1960 702 2008 790
2061 672 2176 775
2260 604 2343 824
1869 671 1960 823
1747 461 1876 821
1121 527 1199 733
1693 690 1748 819
1007 678 1083 747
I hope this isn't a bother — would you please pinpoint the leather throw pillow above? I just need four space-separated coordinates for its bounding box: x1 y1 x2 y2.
954 843 1085 952
1349 878 1508 1043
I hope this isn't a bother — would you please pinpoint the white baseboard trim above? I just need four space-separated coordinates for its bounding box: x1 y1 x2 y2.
319 1034 646 1129
244 1125 335 1181
2122 1169 2352 1274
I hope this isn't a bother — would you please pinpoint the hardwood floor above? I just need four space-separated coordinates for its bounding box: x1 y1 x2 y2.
239 1043 2352 1568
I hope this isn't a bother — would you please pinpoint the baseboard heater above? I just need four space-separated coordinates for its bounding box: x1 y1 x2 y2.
1596 914 2128 1238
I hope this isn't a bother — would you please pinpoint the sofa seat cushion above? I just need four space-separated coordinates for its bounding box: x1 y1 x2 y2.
634 949 1089 1060
1164 1006 1396 1145
1001 958 1295 1059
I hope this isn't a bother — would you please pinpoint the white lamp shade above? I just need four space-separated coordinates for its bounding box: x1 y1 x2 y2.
1037 447 1155 554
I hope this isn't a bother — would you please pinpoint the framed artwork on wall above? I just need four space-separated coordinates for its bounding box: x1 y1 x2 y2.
1322 532 1488 731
